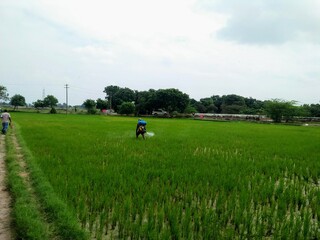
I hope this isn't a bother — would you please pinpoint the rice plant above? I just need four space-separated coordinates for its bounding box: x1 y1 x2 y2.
12 112 320 239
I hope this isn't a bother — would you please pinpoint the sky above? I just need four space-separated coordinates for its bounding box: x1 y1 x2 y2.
1 0 320 106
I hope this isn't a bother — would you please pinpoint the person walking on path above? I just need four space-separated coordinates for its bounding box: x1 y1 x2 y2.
1 109 12 135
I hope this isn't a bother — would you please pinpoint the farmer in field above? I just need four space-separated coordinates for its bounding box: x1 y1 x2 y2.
136 118 147 139
1 109 12 135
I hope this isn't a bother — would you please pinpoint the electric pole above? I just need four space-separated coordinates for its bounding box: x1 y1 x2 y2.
65 84 69 114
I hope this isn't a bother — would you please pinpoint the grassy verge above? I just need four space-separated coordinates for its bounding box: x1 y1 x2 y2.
5 130 50 239
6 125 88 240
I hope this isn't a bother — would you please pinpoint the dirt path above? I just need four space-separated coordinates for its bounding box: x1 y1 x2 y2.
0 134 13 240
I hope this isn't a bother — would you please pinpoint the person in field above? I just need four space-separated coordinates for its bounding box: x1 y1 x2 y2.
136 118 147 139
1 109 12 135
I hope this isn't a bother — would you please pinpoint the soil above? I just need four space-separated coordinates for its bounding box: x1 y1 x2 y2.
0 134 13 239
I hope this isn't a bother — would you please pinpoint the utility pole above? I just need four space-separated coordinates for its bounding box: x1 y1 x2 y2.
65 84 69 114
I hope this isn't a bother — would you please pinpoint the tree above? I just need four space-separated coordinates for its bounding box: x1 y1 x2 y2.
0 85 9 101
103 85 135 112
135 90 154 115
309 104 320 117
199 98 217 113
83 99 97 114
33 100 45 109
10 94 26 109
96 98 108 111
113 87 135 111
243 97 264 114
191 99 206 113
118 102 135 115
103 85 120 110
264 99 297 123
43 95 58 108
43 95 58 114
184 104 197 114
154 88 190 113
221 94 246 114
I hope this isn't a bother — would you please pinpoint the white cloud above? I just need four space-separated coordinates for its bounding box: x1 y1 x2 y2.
1 0 320 105
197 0 320 44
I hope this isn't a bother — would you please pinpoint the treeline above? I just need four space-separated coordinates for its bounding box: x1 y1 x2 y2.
1 84 320 120
83 85 320 119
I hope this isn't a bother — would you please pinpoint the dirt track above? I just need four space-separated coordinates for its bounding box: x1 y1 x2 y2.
0 134 13 240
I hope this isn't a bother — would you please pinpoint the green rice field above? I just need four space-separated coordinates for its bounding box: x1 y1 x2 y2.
11 112 320 239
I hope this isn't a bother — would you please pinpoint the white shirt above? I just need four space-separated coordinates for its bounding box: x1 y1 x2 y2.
1 112 11 123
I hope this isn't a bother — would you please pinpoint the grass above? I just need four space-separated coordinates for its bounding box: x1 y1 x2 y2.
6 123 88 239
10 112 320 239
5 130 50 239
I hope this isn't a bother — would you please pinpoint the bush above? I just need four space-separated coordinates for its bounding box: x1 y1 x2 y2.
50 107 57 114
87 108 97 115
119 102 135 115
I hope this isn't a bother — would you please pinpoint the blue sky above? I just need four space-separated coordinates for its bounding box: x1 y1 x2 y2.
1 0 320 105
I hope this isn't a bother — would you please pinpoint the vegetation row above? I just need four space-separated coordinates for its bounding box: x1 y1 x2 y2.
1 85 320 123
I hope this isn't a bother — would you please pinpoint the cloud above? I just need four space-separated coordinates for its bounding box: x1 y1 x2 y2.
1 0 320 105
197 0 320 45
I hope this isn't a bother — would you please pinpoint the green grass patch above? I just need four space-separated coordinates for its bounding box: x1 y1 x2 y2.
13 123 88 240
5 131 50 240
12 112 320 239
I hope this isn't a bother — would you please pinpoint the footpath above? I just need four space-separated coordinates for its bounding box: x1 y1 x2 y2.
0 134 13 239
0 127 88 240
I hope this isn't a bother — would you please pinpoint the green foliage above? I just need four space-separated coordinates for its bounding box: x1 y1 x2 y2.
221 94 246 113
102 85 319 117
96 98 108 111
49 107 57 114
83 99 97 114
12 113 320 239
265 99 298 122
10 94 26 109
43 95 58 108
0 85 9 101
104 85 189 114
309 104 320 117
33 100 45 109
113 88 135 111
118 102 135 115
154 88 189 113
184 104 197 114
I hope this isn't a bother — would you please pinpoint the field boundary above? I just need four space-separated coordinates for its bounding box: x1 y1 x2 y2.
5 125 88 239
0 134 14 239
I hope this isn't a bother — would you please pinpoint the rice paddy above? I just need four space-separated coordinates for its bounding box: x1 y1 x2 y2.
11 112 320 239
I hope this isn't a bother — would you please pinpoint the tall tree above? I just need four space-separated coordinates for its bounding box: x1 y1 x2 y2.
199 98 217 113
119 102 135 115
154 88 190 113
43 95 58 108
265 99 297 123
113 87 135 111
309 104 320 117
83 99 97 114
0 85 9 101
33 100 45 109
10 94 26 109
221 94 246 114
135 90 154 115
96 98 108 111
43 95 59 114
103 85 120 110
